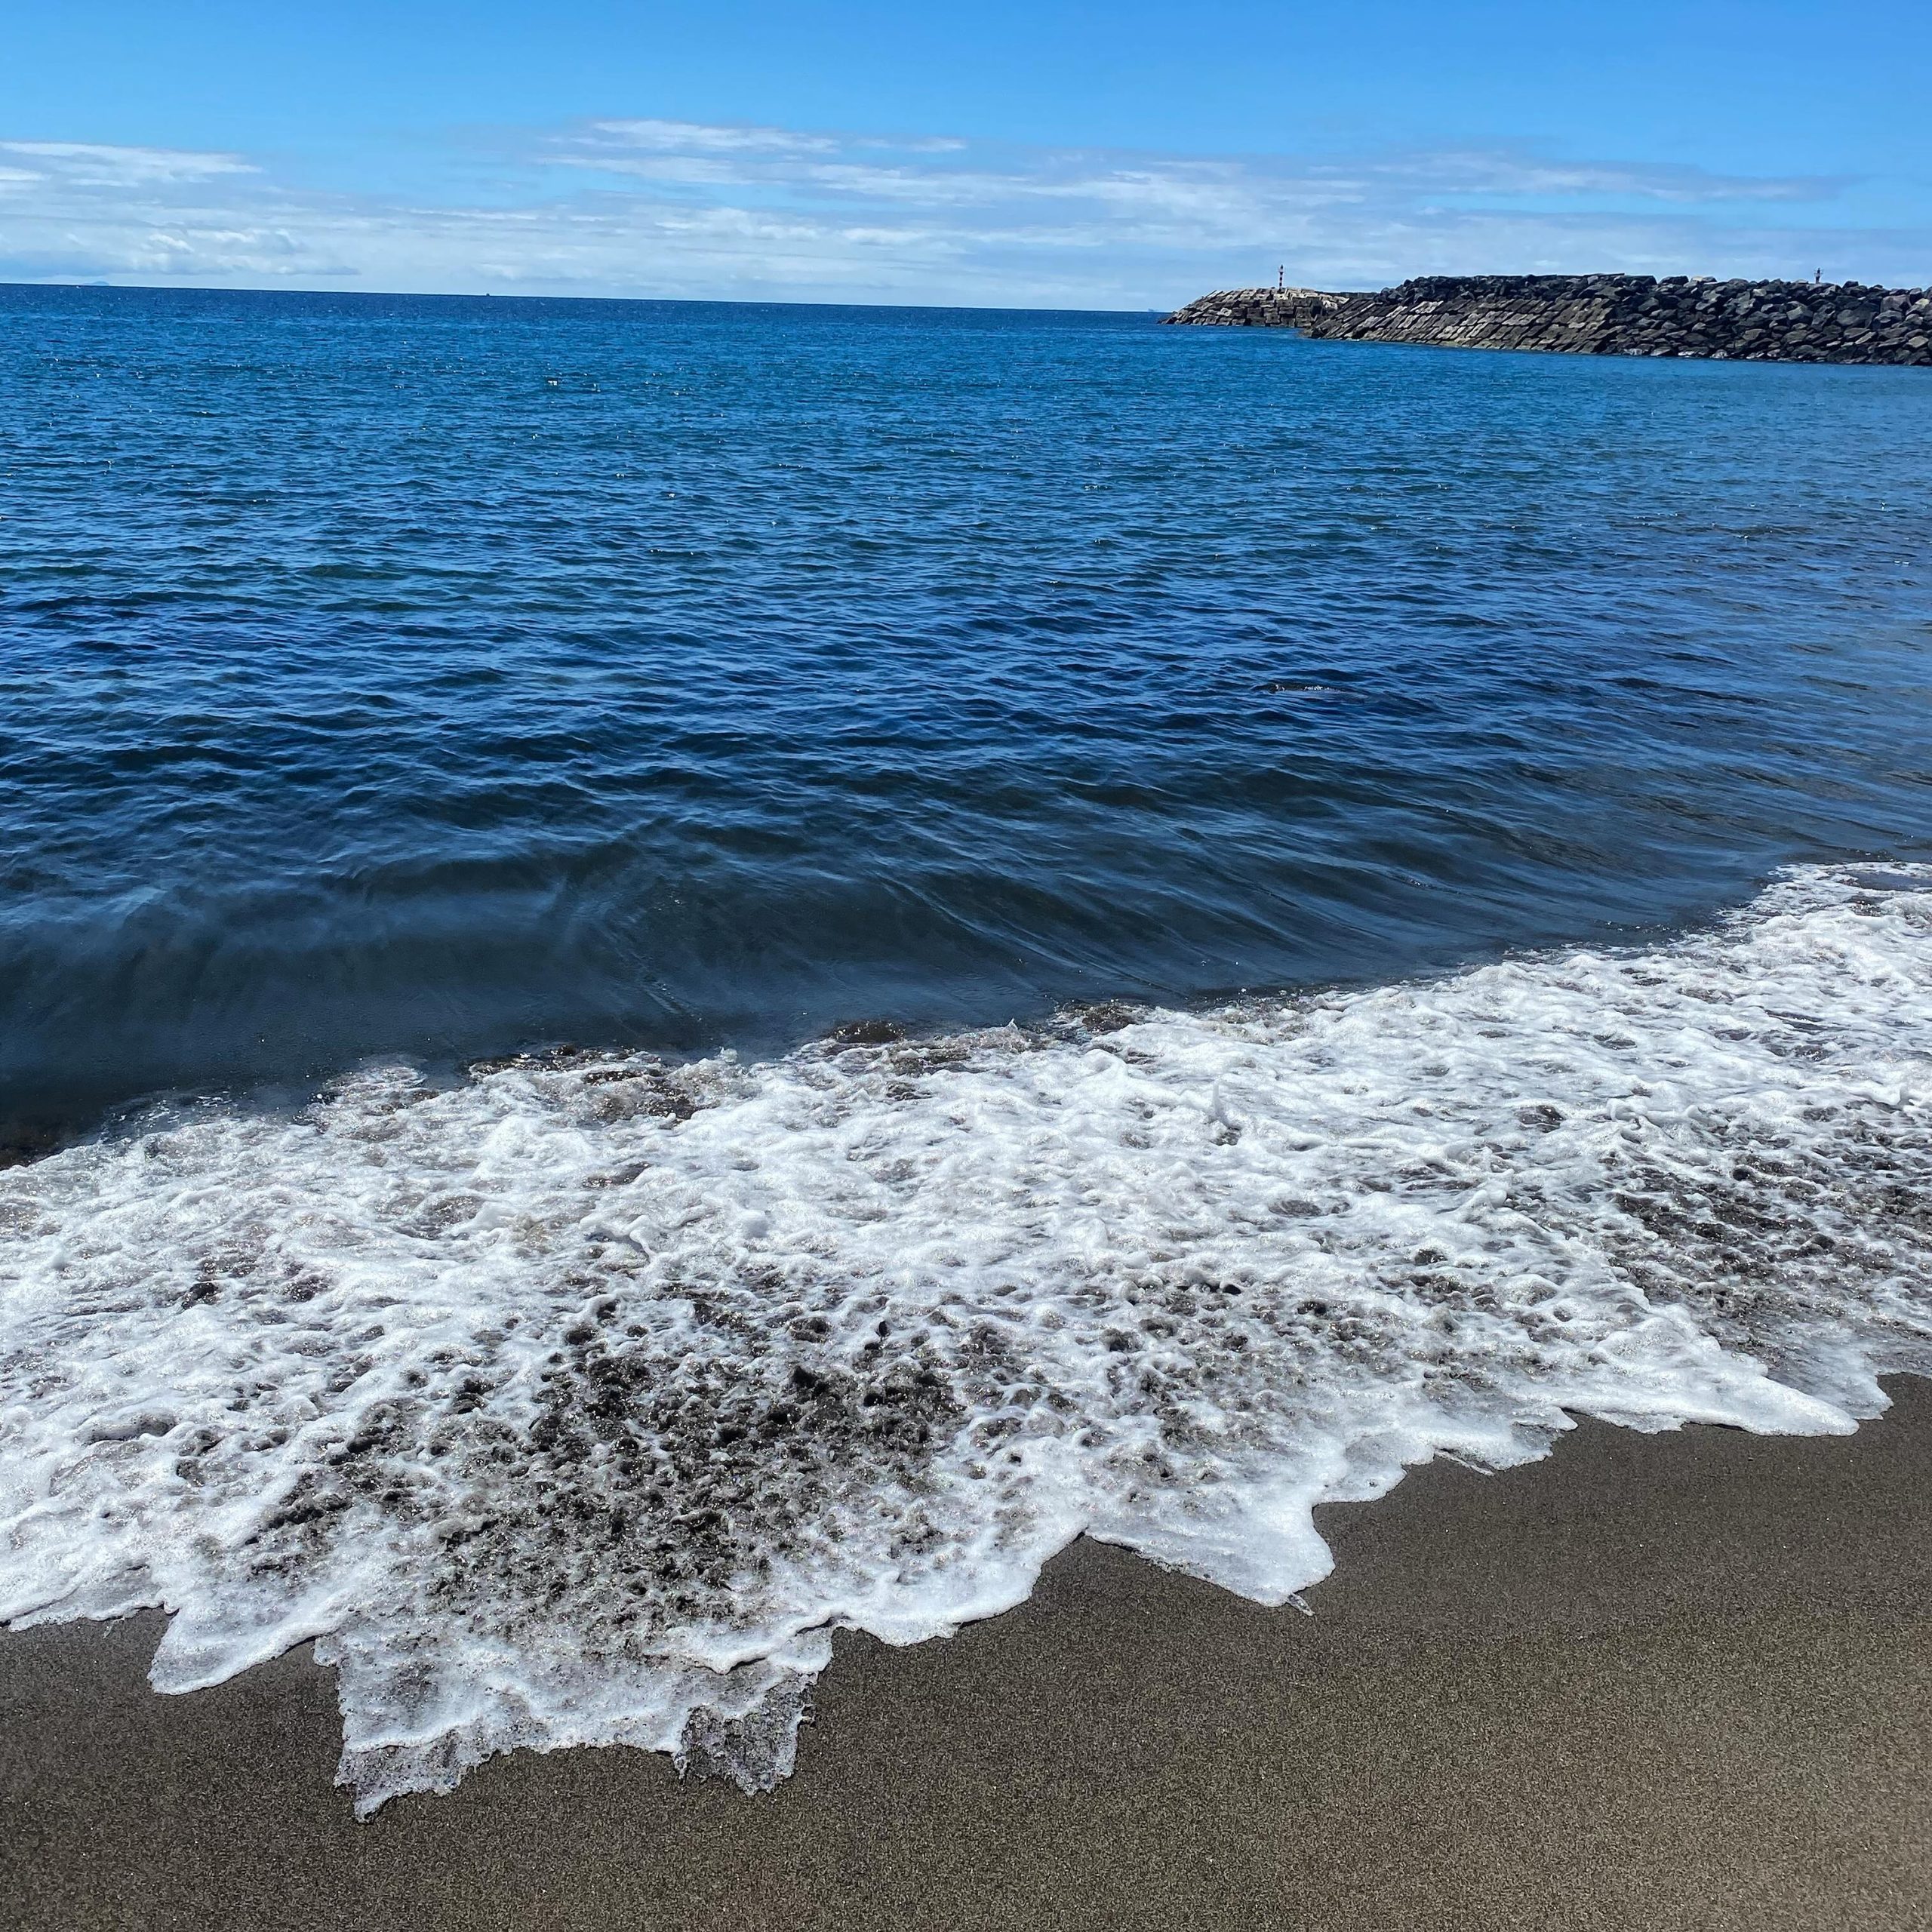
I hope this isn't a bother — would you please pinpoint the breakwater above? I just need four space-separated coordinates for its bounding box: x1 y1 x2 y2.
1164 275 1932 365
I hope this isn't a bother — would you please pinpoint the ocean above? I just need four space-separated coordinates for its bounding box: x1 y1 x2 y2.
2 284 1930 1810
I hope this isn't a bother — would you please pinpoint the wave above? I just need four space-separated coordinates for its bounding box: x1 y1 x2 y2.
4 864 1930 1814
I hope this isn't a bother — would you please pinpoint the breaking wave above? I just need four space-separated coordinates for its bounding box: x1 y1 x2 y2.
4 863 1930 1814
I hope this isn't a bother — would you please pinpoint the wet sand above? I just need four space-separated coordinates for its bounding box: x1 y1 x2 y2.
5 1378 1930 1931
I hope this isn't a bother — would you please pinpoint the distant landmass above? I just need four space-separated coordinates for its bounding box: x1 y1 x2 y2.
1164 274 1932 365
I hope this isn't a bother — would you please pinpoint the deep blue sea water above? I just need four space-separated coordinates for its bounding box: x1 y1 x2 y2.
5 284 1929 1137
5 284 1932 1807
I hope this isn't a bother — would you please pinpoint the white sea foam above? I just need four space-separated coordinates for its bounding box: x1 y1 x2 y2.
4 864 1930 1813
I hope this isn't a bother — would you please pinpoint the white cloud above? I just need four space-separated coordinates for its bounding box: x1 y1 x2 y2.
586 119 838 155
0 118 1917 306
0 140 256 186
1377 148 1843 205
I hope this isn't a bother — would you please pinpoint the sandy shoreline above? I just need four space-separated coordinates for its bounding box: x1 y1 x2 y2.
5 1379 1929 1930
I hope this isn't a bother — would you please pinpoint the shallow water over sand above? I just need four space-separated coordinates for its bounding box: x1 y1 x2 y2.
5 866 1929 1808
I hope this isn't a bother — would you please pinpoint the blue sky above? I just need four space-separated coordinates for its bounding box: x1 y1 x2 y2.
4 1 1927 303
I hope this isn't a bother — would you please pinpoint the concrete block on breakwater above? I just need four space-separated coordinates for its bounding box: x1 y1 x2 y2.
1164 275 1932 365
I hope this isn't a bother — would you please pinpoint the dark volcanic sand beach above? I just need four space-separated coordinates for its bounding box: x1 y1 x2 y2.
4 1380 1929 1932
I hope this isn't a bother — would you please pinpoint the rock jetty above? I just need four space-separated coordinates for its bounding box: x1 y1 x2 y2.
1164 275 1932 365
